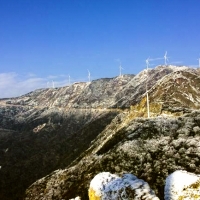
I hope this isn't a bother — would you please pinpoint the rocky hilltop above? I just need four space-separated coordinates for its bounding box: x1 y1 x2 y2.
0 66 200 200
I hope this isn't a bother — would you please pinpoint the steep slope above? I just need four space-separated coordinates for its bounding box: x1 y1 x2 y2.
25 111 200 200
0 65 199 200
24 66 200 200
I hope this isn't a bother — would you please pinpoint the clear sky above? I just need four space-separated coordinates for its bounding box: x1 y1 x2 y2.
1 0 200 98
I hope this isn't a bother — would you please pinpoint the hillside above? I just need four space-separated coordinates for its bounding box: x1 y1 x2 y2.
25 111 200 200
0 65 200 200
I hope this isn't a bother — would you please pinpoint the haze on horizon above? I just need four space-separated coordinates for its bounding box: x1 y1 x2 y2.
1 0 200 98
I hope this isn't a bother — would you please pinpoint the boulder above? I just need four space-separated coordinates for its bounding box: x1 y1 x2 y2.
89 172 119 200
165 170 200 200
89 172 159 200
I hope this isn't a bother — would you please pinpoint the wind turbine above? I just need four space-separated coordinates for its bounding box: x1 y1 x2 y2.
164 51 169 65
87 69 91 82
68 75 71 85
146 57 150 70
145 57 150 118
119 63 124 77
52 80 55 88
198 57 200 68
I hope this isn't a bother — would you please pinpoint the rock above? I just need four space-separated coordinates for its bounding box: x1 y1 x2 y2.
89 172 119 199
164 170 200 200
89 172 159 200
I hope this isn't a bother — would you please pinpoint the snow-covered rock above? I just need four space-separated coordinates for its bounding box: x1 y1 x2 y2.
164 170 200 200
89 172 159 200
88 172 119 199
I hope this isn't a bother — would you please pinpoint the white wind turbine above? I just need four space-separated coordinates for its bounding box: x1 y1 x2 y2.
68 75 71 85
119 63 124 77
52 80 55 88
87 69 91 82
145 57 150 118
198 57 200 68
164 51 169 65
146 57 150 70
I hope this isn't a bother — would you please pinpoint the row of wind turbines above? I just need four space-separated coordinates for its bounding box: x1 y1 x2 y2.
48 51 200 89
47 69 91 89
47 51 200 119
146 51 169 67
146 51 200 69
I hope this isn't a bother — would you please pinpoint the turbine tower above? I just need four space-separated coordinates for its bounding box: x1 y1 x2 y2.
87 69 91 82
68 75 71 85
119 63 124 77
198 57 200 68
145 57 150 118
164 51 169 65
52 80 55 88
146 57 150 70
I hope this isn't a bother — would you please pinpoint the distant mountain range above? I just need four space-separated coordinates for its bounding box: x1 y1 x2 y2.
0 65 200 200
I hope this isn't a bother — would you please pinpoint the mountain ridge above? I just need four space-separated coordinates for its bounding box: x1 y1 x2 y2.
0 65 200 200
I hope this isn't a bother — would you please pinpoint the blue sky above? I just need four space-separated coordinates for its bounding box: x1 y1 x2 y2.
0 0 200 97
